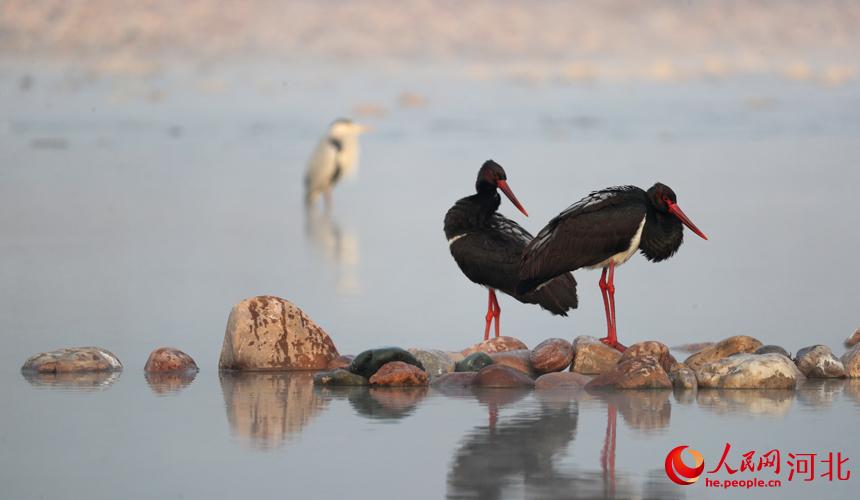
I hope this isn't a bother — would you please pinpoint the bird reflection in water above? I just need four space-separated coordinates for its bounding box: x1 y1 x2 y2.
145 371 197 395
305 205 360 294
21 371 121 391
219 372 328 450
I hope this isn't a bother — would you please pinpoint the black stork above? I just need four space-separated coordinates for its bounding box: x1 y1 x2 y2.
444 160 579 340
517 183 707 351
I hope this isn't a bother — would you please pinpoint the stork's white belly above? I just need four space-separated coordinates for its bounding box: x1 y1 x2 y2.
587 216 646 269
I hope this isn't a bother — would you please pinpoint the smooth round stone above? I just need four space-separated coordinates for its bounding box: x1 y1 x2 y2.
755 345 791 358
842 345 860 378
455 352 494 372
586 355 672 390
669 365 697 390
695 353 798 389
314 369 369 386
408 349 455 377
535 372 591 390
530 338 573 373
460 336 528 356
794 345 845 378
327 354 355 370
683 335 763 372
473 364 535 388
620 340 678 373
368 361 429 386
570 336 621 375
845 328 860 349
21 347 122 373
144 347 198 372
488 349 534 376
430 372 477 388
348 347 424 379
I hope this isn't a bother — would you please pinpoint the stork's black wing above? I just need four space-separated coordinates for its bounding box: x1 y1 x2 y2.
518 186 647 294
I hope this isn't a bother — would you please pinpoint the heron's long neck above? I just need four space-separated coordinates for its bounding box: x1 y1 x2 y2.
334 136 360 176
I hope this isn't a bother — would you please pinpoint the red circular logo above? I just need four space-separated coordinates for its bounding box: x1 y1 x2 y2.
665 445 705 485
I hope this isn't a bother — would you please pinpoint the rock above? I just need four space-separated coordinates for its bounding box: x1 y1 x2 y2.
348 347 424 379
669 364 697 390
755 345 791 357
326 355 354 370
408 349 455 377
683 335 763 372
430 372 477 388
845 328 860 349
586 356 672 390
461 336 528 356
535 372 591 390
620 341 678 373
671 342 715 353
840 345 860 378
488 349 534 376
530 338 574 373
21 347 122 373
473 364 535 388
455 352 495 372
144 347 198 372
369 361 429 386
446 351 466 364
695 353 798 389
794 345 845 378
219 296 339 370
313 369 369 386
570 336 622 375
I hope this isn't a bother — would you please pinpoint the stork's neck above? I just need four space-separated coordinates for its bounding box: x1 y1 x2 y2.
639 207 684 262
443 188 500 239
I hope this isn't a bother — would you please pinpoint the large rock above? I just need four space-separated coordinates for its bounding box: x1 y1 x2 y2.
683 335 763 372
794 345 845 378
530 338 574 373
488 349 534 376
327 355 354 370
473 364 535 388
841 345 860 378
219 296 339 370
570 336 621 374
369 361 429 386
671 342 714 353
144 347 198 372
408 349 455 377
669 364 697 390
455 352 494 372
313 369 369 386
348 347 424 379
535 372 591 390
620 341 678 373
586 355 672 390
430 372 477 388
21 347 122 373
695 353 798 389
461 336 528 356
845 328 860 349
755 345 791 357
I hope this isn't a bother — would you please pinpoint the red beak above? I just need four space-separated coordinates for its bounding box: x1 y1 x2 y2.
497 180 528 217
666 201 708 240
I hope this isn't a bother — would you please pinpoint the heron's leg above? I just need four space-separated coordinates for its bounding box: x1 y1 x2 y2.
491 289 501 338
484 289 495 341
600 263 626 352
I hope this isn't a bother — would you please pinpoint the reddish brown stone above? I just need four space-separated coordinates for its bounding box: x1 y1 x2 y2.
21 347 122 373
473 364 535 388
535 372 591 390
369 361 429 386
489 349 534 377
144 347 198 372
571 336 621 375
530 338 574 373
461 336 528 357
326 355 355 370
620 341 678 374
845 328 860 349
586 355 672 390
841 345 860 378
430 372 477 388
219 295 339 371
683 335 763 372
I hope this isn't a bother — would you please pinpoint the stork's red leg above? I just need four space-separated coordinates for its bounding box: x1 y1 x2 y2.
484 289 495 341
600 262 626 352
600 404 618 497
598 267 612 340
491 289 501 338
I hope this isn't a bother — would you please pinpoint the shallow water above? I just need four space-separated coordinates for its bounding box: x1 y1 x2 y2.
1 62 859 498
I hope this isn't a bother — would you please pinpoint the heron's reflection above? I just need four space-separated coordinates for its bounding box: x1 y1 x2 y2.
219 372 327 450
697 389 796 416
145 370 197 395
305 205 360 294
22 371 121 391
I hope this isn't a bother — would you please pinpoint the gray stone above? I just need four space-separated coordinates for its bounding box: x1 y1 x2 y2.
21 347 122 373
455 352 494 372
695 353 798 389
408 348 455 377
313 369 369 386
755 345 791 357
794 345 845 378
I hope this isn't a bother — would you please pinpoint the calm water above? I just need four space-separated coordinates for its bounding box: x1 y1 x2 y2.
1 62 859 499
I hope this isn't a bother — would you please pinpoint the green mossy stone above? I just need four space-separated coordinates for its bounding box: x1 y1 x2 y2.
314 369 369 386
348 347 424 379
455 352 495 372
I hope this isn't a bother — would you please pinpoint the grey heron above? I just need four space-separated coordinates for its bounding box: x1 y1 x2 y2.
304 118 368 208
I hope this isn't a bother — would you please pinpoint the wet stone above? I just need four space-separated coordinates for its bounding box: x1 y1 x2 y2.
408 349 455 377
488 349 534 376
794 345 845 378
840 345 860 378
671 342 715 353
348 347 424 379
696 353 798 389
529 338 573 373
669 364 697 390
368 361 429 386
144 347 198 372
620 340 678 373
473 364 535 388
683 335 763 372
845 328 860 349
570 336 621 375
460 336 528 357
430 372 477 388
755 345 791 358
586 355 672 390
535 372 591 390
313 369 369 386
21 347 122 373
455 352 495 372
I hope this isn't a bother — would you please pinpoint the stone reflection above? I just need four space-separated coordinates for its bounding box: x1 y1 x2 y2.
145 370 197 395
219 372 327 450
349 387 429 420
843 380 860 406
797 379 845 408
22 370 121 390
697 389 795 416
305 206 360 294
590 390 673 432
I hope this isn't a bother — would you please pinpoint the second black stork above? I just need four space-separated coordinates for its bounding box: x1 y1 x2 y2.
444 160 578 340
518 183 707 351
